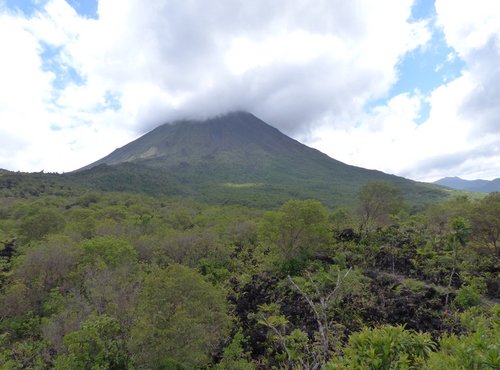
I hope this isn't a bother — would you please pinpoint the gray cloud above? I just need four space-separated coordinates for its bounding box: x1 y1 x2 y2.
459 35 500 135
404 150 474 178
11 0 500 180
61 0 423 137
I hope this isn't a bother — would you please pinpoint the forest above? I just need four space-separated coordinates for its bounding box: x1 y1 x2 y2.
0 176 498 369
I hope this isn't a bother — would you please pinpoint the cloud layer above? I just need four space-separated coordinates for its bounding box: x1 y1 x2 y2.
305 0 500 181
0 0 499 181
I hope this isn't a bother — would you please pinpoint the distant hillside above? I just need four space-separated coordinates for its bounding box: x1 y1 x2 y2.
434 176 500 193
76 111 447 208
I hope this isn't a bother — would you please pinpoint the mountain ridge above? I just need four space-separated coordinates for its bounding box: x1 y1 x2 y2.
434 176 500 193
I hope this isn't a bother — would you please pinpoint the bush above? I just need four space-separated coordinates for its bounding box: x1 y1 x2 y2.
454 285 481 309
326 325 436 369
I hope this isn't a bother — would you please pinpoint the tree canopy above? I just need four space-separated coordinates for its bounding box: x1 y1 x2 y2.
0 182 498 368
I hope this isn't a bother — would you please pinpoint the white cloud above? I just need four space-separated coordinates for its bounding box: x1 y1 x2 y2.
309 65 500 182
307 92 422 175
0 11 54 170
2 0 498 182
308 0 500 181
0 1 135 171
0 0 432 173
418 0 500 179
435 0 500 57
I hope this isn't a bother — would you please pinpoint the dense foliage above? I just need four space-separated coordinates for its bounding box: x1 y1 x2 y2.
0 173 498 369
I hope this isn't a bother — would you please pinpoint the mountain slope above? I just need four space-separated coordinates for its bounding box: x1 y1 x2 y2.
77 111 447 208
434 176 500 192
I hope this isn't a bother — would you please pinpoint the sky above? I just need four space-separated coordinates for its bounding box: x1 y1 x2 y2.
0 0 499 181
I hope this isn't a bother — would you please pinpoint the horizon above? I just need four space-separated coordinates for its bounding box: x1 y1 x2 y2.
1 0 499 182
1 110 498 183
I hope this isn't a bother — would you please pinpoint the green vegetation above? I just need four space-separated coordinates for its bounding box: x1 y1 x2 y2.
326 325 436 369
0 171 498 369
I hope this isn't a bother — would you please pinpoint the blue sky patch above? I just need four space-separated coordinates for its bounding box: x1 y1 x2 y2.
3 0 97 18
365 0 464 125
104 91 122 111
3 0 45 16
40 42 85 91
390 28 464 99
66 0 98 19
416 99 431 125
410 0 435 21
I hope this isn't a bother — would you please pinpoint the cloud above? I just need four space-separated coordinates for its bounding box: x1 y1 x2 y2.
419 0 500 179
64 0 429 132
435 0 500 137
0 0 133 171
1 0 499 182
307 92 424 175
308 0 500 181
0 9 54 170
0 0 430 172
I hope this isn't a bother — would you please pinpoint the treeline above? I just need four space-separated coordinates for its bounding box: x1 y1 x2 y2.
0 182 498 369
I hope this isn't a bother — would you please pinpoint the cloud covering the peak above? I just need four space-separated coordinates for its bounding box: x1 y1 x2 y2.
0 0 499 181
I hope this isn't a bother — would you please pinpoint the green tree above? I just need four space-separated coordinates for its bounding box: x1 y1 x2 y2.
330 206 355 232
0 335 51 370
259 199 330 271
427 306 500 369
288 266 360 362
67 208 97 239
80 237 138 269
470 192 500 256
7 237 79 316
77 237 141 327
18 208 65 242
424 196 471 239
357 182 404 233
215 330 255 370
54 314 129 370
454 285 481 309
253 303 311 369
444 217 471 306
128 264 231 369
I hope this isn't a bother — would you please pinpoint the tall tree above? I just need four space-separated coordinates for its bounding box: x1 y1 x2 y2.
470 192 500 256
259 199 330 271
54 314 129 370
357 182 404 233
128 264 231 368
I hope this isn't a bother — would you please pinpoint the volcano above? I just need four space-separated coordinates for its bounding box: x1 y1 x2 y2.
76 111 446 208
